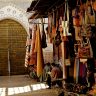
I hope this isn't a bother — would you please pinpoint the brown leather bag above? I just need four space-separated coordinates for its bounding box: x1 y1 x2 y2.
78 45 90 58
72 0 81 27
54 30 62 47
78 38 93 58
73 15 80 27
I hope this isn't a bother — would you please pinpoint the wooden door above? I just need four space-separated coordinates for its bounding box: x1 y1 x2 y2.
0 19 27 75
0 20 8 75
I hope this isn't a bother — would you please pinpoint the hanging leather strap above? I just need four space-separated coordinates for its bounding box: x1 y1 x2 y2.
62 0 71 36
52 9 56 27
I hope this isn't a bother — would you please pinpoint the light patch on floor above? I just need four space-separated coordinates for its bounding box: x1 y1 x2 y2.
0 88 6 96
31 83 49 91
0 83 49 96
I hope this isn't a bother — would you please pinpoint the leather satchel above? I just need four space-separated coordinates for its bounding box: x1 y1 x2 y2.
78 45 90 58
54 30 62 47
78 38 93 58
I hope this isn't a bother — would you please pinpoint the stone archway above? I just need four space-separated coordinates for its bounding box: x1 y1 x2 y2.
0 4 29 35
0 19 27 76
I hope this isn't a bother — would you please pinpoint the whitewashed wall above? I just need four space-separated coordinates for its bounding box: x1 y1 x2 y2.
0 4 29 35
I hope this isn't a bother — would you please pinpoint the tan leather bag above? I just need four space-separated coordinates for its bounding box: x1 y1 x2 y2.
85 0 95 24
62 1 71 38
93 0 96 11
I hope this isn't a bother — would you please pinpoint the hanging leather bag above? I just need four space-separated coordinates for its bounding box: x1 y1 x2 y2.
78 38 93 58
41 18 47 48
62 0 71 41
54 9 62 47
85 0 95 24
93 0 96 11
73 0 81 27
54 29 62 47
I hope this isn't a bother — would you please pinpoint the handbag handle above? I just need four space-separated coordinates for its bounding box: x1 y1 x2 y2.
63 0 70 36
81 36 89 47
64 0 69 22
75 0 82 14
76 0 82 6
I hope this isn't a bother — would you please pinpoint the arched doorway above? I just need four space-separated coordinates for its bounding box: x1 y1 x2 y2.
0 19 27 76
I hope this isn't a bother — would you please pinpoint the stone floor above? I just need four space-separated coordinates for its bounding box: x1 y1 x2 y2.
0 75 90 96
0 75 60 96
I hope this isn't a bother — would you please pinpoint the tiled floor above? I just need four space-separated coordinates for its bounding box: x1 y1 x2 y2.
0 75 59 96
